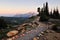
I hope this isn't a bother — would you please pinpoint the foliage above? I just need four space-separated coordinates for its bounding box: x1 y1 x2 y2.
40 15 49 21
38 2 49 22
25 16 36 23
0 29 9 39
52 9 60 19
37 2 60 22
52 24 60 32
0 18 8 29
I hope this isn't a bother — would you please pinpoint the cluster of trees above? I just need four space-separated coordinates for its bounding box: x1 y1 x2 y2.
0 18 8 29
50 8 60 19
37 2 60 21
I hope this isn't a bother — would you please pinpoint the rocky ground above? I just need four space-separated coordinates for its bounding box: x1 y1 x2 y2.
1 16 60 40
33 29 60 40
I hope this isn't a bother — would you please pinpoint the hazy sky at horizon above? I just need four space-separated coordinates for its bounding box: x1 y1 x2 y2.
0 0 60 16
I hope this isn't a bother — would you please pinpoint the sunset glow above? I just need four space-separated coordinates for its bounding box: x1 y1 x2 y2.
0 0 60 16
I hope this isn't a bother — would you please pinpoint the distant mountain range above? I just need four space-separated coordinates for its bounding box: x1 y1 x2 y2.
14 12 37 18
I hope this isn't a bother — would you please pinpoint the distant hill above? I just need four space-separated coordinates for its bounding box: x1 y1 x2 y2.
0 17 28 25
14 12 37 18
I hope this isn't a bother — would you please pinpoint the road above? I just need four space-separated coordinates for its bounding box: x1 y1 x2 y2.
16 23 47 40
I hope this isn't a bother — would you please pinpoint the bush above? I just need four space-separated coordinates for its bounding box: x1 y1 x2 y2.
0 30 8 39
39 15 49 22
0 18 8 29
52 25 57 30
52 24 60 32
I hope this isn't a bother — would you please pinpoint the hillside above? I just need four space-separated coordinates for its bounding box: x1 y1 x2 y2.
1 15 60 40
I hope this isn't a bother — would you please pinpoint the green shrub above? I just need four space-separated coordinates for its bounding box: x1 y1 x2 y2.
52 24 60 32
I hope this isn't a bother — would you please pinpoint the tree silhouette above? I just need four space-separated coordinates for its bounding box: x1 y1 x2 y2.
50 9 53 18
45 2 49 16
37 2 60 22
39 8 49 21
53 8 59 19
38 2 49 22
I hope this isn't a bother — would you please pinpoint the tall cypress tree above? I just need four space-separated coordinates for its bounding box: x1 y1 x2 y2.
45 2 49 16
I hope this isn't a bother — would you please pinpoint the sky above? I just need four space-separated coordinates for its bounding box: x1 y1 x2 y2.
0 0 60 16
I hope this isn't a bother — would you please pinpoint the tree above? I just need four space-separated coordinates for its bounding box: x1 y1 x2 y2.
53 8 59 19
0 18 8 29
56 8 60 18
37 7 41 16
45 2 49 16
50 9 53 18
39 8 49 22
38 2 49 22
